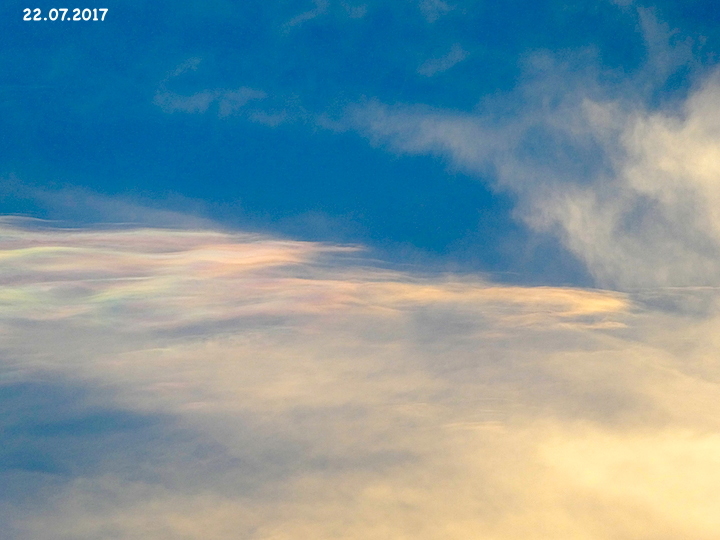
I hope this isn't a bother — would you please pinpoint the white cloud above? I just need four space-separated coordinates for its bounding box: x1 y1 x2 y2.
417 44 468 77
638 7 697 82
348 11 717 290
3 217 720 538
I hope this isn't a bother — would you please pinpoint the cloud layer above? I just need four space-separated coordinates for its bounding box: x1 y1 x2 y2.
2 218 720 539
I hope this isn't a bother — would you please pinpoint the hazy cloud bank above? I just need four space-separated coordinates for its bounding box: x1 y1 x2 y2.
2 219 720 538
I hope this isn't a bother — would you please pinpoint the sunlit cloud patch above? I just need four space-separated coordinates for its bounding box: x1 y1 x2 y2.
2 218 720 539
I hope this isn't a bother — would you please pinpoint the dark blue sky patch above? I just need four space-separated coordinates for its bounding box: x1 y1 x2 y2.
0 376 424 506
0 382 170 479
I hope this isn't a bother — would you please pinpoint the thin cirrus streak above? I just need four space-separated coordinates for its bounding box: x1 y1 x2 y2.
2 219 720 539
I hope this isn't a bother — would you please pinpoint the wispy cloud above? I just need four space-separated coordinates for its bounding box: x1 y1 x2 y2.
417 44 468 76
154 87 267 117
342 2 367 19
349 11 715 290
419 0 453 23
154 59 266 118
0 176 216 229
3 217 720 538
284 0 330 28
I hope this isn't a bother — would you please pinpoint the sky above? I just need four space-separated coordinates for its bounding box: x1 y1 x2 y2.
3 1 720 538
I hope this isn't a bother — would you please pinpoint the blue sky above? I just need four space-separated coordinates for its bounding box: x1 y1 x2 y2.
5 2 720 538
5 0 718 284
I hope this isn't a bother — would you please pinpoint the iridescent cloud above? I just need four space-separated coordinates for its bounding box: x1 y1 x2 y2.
2 219 720 539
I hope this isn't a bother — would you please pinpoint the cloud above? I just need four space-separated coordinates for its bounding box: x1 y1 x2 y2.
154 90 218 114
284 0 330 28
638 7 697 82
5 6 719 537
154 59 266 118
348 10 717 290
419 0 452 23
342 2 367 19
3 217 720 538
0 176 217 229
168 56 203 78
154 87 267 116
417 44 468 77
